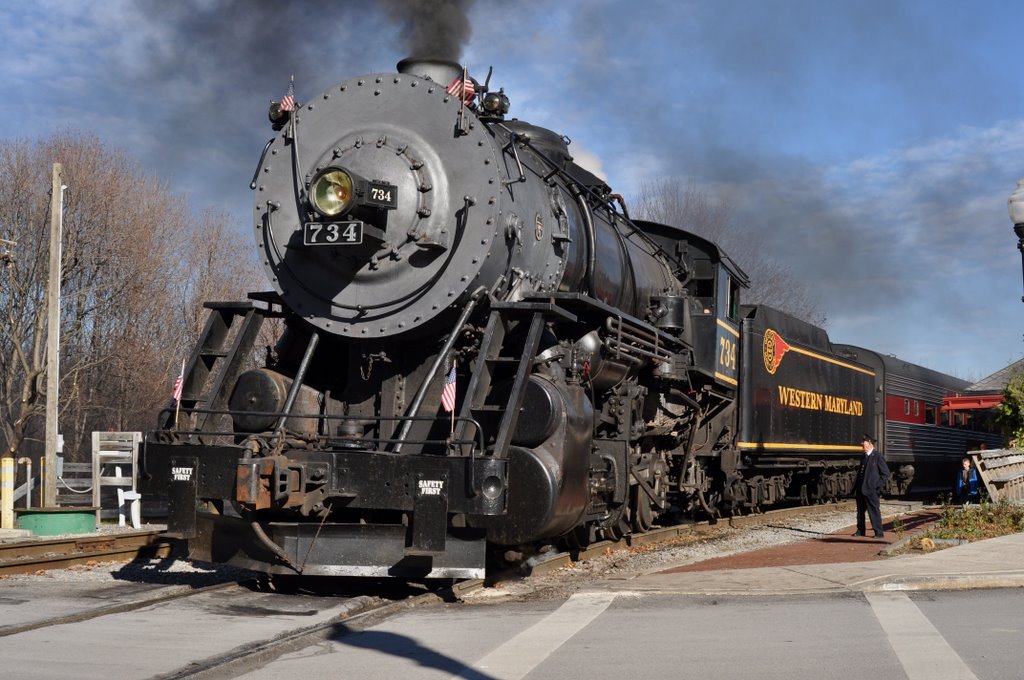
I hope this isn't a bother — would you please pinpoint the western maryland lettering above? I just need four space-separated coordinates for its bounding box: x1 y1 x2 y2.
777 385 863 416
777 386 822 411
824 394 863 416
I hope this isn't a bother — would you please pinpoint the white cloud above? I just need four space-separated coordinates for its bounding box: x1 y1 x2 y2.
833 119 1024 190
567 143 607 181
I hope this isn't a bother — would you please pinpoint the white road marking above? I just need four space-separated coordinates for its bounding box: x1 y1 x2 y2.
865 591 978 680
452 591 617 680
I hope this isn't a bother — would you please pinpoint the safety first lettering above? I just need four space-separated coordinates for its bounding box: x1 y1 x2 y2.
778 386 863 416
418 479 445 496
171 466 194 482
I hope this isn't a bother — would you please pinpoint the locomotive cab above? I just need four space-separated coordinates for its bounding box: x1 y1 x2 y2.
688 260 744 388
636 221 748 389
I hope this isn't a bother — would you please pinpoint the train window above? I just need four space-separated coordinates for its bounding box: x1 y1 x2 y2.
716 270 732 319
914 401 920 417
694 277 714 314
925 405 936 425
904 399 910 415
724 273 741 320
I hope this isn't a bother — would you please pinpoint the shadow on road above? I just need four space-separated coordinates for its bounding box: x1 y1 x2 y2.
330 621 500 680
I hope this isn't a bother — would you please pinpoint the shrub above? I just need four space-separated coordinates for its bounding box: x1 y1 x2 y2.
929 500 1024 541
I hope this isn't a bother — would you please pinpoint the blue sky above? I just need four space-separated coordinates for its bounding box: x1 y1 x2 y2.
4 0 1023 381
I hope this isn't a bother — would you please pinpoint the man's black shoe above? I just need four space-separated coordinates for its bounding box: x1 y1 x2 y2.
874 532 885 538
852 531 865 537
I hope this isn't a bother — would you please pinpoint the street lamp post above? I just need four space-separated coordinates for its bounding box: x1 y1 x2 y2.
1011 178 1024 303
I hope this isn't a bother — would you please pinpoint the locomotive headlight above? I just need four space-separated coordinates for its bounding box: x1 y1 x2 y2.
482 91 510 116
310 168 355 217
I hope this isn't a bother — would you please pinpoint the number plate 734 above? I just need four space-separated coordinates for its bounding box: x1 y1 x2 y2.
303 221 364 245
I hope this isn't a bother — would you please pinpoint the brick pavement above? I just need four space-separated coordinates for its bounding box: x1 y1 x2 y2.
662 510 942 573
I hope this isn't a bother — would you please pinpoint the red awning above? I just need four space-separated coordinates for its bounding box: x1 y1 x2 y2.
942 394 1004 411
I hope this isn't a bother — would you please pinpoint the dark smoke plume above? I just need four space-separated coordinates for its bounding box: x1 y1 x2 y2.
131 0 475 88
107 0 476 221
382 0 476 61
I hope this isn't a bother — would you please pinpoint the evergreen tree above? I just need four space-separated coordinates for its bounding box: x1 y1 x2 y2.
995 373 1024 447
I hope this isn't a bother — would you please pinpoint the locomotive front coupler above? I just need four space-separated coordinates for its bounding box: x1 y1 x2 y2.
235 455 329 516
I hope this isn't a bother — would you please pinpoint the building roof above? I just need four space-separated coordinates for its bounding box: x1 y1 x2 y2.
968 356 1024 394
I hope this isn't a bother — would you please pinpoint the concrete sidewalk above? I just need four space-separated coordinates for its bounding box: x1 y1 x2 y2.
595 529 1024 595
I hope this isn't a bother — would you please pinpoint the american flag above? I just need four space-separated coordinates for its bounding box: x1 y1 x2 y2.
440 365 457 413
280 78 295 112
172 361 184 403
446 75 475 104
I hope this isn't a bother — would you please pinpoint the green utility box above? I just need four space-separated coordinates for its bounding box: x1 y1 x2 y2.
15 507 98 536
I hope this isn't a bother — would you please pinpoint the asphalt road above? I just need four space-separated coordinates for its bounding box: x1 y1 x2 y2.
238 588 1024 680
0 583 369 679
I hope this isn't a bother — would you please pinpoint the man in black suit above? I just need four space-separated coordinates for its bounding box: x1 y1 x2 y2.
854 434 891 538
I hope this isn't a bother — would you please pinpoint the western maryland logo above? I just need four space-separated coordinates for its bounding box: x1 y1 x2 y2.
762 328 875 378
762 328 792 375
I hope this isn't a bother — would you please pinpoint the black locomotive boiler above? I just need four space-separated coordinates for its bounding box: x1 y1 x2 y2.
142 59 998 579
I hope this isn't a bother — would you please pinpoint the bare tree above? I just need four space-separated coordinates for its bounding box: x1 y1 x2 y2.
176 209 264 348
0 132 261 461
633 178 825 325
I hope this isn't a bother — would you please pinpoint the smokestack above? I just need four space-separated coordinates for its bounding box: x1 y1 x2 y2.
396 57 462 85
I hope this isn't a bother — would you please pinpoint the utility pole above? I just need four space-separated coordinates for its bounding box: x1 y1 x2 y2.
44 163 64 508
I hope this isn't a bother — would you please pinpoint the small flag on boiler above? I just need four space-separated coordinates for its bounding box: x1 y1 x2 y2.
280 76 295 112
441 365 457 413
446 71 475 105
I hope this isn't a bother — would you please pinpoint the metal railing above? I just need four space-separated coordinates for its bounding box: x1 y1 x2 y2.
152 408 488 457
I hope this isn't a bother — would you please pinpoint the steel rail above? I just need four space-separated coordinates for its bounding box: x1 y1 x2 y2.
0 531 179 576
0 581 243 639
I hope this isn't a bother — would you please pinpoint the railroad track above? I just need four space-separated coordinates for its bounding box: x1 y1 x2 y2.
0 501 863 582
0 580 244 639
0 530 180 575
0 565 427 677
506 499 862 580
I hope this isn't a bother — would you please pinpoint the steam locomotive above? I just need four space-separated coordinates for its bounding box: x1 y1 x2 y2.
142 59 1000 579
